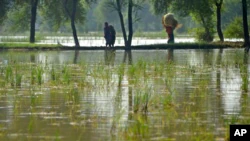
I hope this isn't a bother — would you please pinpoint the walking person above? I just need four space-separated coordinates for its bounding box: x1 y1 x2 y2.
164 24 174 43
104 22 111 47
109 25 116 47
162 13 178 44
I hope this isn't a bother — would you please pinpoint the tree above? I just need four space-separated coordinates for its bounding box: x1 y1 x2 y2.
0 0 12 24
30 0 39 43
93 0 118 31
215 0 224 42
152 0 216 42
64 0 81 47
105 0 143 49
4 0 39 43
41 0 94 47
242 0 249 52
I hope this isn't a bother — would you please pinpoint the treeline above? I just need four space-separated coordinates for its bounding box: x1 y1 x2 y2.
0 0 249 50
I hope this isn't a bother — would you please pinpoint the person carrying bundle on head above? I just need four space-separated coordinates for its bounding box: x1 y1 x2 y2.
162 13 179 44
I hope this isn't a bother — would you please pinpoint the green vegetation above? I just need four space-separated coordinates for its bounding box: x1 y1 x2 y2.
0 43 62 48
224 17 244 38
0 41 244 50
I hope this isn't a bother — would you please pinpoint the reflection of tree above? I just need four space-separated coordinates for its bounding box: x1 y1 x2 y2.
30 53 35 63
123 50 132 65
203 49 213 65
215 49 225 125
240 53 249 93
73 50 79 64
240 53 249 117
110 87 122 137
104 48 116 66
216 49 223 94
128 86 133 120
123 50 133 118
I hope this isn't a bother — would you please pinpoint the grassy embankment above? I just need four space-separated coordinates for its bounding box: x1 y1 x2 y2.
0 42 244 50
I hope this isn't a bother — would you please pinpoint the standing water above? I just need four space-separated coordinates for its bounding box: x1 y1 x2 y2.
0 49 249 141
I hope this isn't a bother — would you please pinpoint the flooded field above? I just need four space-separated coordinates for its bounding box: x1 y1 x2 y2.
0 49 249 141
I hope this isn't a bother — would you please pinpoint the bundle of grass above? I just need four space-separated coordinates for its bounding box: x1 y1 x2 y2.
162 13 178 29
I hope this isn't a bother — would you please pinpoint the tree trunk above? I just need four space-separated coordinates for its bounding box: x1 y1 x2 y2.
116 0 128 47
30 0 39 43
64 0 80 47
242 0 250 52
72 0 80 47
201 15 212 42
216 0 224 42
127 0 133 49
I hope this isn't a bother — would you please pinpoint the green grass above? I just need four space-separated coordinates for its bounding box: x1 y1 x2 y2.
0 43 62 48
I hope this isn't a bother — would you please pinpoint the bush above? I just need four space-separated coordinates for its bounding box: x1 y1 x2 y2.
191 27 214 42
224 17 244 38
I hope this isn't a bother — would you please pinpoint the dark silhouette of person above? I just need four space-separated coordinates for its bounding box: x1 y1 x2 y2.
109 25 116 47
104 22 111 47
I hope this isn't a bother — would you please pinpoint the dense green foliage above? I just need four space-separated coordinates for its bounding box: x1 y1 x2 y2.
224 17 244 38
0 0 11 24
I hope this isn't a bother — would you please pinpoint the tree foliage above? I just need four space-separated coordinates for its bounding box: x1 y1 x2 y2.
3 3 30 32
40 0 87 31
224 17 244 38
0 0 13 24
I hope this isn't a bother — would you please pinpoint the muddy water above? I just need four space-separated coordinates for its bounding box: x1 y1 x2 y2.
0 49 249 141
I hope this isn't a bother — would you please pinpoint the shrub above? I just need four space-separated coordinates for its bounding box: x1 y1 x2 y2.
224 17 244 38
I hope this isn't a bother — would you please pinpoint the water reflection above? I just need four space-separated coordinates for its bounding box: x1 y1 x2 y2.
73 50 79 64
167 48 174 62
0 49 250 141
123 50 132 65
216 49 223 94
30 53 36 62
104 48 116 66
241 53 249 93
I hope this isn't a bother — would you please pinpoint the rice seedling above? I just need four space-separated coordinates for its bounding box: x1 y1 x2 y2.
62 65 71 85
15 73 22 87
36 66 44 85
117 64 125 87
66 87 80 105
5 65 13 83
28 116 35 133
133 87 152 113
31 67 36 85
122 114 149 140
50 65 56 81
